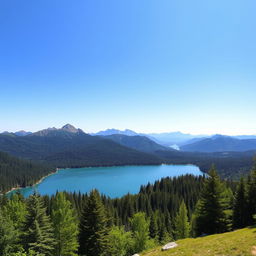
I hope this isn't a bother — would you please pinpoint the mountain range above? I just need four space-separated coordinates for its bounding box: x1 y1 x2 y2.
0 124 162 168
2 126 256 154
92 128 256 152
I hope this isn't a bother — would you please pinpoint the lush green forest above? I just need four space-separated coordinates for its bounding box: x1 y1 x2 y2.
0 152 52 194
1 163 256 256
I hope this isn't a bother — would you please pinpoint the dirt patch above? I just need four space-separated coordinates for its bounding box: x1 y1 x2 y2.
251 246 256 255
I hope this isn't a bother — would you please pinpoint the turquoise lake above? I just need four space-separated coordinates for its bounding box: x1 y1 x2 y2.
10 165 204 198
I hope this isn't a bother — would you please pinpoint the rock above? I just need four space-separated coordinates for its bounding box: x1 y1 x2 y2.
161 242 178 251
132 254 140 256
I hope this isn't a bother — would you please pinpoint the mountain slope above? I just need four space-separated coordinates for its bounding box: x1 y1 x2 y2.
0 151 52 193
0 125 161 167
102 134 173 153
181 135 256 152
142 226 256 256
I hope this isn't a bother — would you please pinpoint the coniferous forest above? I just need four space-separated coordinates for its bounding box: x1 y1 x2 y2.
0 152 52 194
1 162 256 256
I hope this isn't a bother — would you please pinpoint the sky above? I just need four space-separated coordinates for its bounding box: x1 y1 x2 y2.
1 0 256 135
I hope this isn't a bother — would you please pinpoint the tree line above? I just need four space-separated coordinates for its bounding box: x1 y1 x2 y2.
0 162 256 256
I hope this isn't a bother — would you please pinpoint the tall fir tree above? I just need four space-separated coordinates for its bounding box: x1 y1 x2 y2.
174 200 190 239
3 193 27 232
194 166 227 235
21 194 56 256
149 212 158 240
51 192 79 256
0 210 19 256
233 178 248 229
79 190 109 256
247 158 256 225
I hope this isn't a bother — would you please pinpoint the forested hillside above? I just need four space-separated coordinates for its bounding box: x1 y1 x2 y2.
156 150 256 179
0 152 52 193
181 135 256 152
0 126 162 168
1 163 256 256
102 134 172 153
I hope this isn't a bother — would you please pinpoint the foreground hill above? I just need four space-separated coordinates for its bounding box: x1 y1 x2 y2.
142 227 256 256
181 135 256 152
102 134 173 153
0 124 161 167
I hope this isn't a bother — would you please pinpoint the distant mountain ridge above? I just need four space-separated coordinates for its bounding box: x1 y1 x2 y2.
92 129 207 146
181 135 256 152
92 129 138 136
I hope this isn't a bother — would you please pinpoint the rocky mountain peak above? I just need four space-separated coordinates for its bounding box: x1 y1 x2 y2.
61 124 82 133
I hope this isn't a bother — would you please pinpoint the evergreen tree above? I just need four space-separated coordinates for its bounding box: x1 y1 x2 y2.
158 224 172 244
51 192 79 256
194 166 227 235
21 194 56 256
247 158 256 225
130 212 151 253
79 190 109 256
149 213 158 240
0 210 19 255
3 193 27 231
174 200 190 239
233 178 248 229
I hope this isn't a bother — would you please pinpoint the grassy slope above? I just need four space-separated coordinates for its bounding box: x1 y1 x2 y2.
142 227 256 256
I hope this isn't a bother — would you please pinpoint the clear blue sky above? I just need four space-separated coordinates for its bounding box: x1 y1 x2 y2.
1 0 256 135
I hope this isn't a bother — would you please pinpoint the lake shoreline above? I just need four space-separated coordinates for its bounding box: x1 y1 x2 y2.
6 164 204 198
5 168 59 196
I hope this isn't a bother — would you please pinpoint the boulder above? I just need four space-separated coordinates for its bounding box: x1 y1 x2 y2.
162 242 178 251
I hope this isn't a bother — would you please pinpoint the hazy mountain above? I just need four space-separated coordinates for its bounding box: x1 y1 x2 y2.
15 130 32 136
103 134 174 154
146 132 207 146
181 135 256 152
92 129 138 136
234 135 256 140
92 129 208 146
0 124 161 167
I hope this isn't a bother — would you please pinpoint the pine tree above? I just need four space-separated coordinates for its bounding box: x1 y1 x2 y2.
247 158 256 225
0 210 18 256
233 178 248 229
21 194 56 256
194 166 227 235
79 190 109 256
149 213 158 239
3 193 27 231
51 192 79 256
174 200 190 239
158 224 172 244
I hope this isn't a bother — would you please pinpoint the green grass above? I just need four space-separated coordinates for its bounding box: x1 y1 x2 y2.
142 227 256 256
